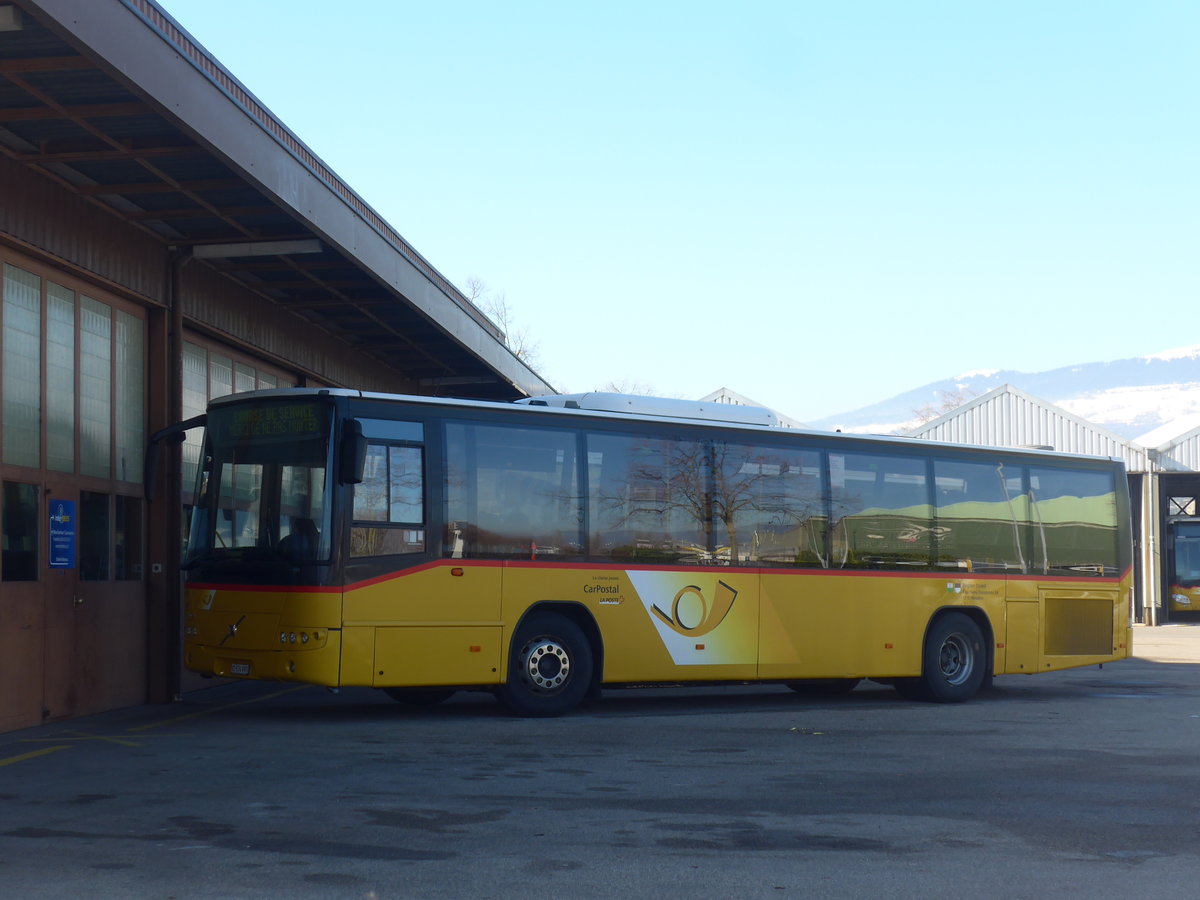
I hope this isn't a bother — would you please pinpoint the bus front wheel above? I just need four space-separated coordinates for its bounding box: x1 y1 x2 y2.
899 612 986 703
497 612 594 717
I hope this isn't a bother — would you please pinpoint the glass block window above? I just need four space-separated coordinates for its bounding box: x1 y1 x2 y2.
2 260 145 482
46 283 76 473
209 353 233 401
2 264 41 468
115 311 144 484
79 296 112 479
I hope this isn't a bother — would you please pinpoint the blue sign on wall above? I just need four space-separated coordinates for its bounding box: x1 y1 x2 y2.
49 499 76 569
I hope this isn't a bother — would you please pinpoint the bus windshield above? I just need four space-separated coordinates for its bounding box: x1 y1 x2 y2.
1172 521 1200 588
186 398 334 567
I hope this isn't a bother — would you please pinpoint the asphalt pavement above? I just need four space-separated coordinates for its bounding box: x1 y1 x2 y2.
3 625 1200 899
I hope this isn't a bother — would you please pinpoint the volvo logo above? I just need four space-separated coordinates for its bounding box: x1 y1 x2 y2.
218 615 246 647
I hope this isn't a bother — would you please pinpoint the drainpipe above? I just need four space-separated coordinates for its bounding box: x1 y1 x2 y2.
163 248 189 698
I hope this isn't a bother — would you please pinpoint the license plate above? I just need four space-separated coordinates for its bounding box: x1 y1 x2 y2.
230 662 250 676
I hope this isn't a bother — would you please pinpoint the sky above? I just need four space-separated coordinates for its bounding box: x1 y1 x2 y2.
155 0 1199 423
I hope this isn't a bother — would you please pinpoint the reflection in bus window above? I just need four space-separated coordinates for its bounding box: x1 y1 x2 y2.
587 433 709 565
830 453 931 569
351 444 424 557
934 459 1026 573
215 461 263 549
715 444 826 567
1028 467 1118 576
445 423 580 559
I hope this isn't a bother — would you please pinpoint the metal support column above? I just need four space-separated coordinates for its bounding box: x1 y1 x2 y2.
1141 473 1161 626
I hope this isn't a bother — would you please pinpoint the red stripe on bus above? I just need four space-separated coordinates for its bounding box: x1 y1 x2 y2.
191 560 1131 595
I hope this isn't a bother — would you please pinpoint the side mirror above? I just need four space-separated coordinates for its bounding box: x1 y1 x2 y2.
144 414 206 501
339 419 367 485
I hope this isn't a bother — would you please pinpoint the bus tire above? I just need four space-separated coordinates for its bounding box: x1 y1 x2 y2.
497 612 593 717
382 687 456 706
908 611 986 703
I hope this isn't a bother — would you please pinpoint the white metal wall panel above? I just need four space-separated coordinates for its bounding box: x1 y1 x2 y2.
910 386 1150 472
1158 431 1200 472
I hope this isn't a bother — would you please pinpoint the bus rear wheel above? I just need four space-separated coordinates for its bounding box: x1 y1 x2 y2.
497 611 593 717
900 611 986 703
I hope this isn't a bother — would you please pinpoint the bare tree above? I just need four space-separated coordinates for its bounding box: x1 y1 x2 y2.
905 387 979 432
600 378 659 395
592 438 802 565
464 277 542 368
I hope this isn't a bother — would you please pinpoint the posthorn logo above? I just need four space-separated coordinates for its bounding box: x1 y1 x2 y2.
650 581 738 637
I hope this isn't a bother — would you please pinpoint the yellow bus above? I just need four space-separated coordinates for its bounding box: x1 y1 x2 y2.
1167 519 1200 615
171 389 1133 716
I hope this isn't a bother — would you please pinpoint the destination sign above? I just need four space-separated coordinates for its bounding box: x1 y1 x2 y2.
218 402 328 441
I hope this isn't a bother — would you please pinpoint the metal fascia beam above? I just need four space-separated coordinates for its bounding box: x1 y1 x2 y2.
190 239 322 259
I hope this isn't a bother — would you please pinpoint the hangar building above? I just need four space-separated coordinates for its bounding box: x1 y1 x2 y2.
0 0 549 733
909 384 1200 627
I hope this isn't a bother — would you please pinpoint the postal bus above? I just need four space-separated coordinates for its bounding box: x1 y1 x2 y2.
1167 518 1200 616
168 388 1133 716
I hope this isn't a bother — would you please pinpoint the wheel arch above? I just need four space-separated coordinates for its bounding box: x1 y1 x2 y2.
509 601 604 690
926 605 996 677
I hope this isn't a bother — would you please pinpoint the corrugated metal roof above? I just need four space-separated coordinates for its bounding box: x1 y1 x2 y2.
907 384 1152 472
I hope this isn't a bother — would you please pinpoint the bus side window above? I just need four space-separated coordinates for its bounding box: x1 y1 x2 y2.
1028 467 1118 576
351 432 425 557
713 443 826 567
586 432 709 565
830 452 932 570
444 422 581 560
934 459 1026 574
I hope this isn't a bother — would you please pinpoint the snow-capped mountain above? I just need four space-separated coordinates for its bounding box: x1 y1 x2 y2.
810 345 1200 444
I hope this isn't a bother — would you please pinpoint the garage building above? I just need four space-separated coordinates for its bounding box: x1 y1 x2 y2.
0 0 549 733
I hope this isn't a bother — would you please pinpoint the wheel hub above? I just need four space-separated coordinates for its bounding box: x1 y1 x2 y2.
939 634 973 685
523 639 570 691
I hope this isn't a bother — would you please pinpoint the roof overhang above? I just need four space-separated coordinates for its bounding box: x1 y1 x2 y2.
0 0 551 400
